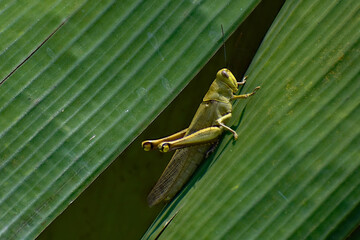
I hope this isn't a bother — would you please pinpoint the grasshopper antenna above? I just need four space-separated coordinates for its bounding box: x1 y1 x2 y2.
221 24 228 68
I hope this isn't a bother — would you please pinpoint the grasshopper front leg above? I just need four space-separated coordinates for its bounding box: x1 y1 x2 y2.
237 76 247 86
142 128 188 151
232 86 260 99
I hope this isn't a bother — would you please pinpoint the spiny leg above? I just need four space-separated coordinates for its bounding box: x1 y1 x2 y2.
232 86 260 99
158 127 223 152
142 128 188 151
237 76 247 86
216 113 238 140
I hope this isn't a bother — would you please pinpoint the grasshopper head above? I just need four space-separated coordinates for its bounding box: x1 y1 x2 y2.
216 68 238 93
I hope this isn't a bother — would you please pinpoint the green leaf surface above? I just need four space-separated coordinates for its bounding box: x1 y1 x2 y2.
143 0 360 239
0 0 261 239
0 0 86 83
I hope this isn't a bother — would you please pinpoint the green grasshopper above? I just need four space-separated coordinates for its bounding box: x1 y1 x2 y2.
142 69 260 207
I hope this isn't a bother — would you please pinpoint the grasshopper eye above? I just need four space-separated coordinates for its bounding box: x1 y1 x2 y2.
221 70 229 78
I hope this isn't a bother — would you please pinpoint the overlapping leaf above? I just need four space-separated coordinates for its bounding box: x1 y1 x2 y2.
143 0 360 239
0 0 261 239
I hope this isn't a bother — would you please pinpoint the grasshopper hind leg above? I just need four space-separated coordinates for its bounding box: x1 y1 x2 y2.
157 127 223 152
142 128 188 151
205 140 219 159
